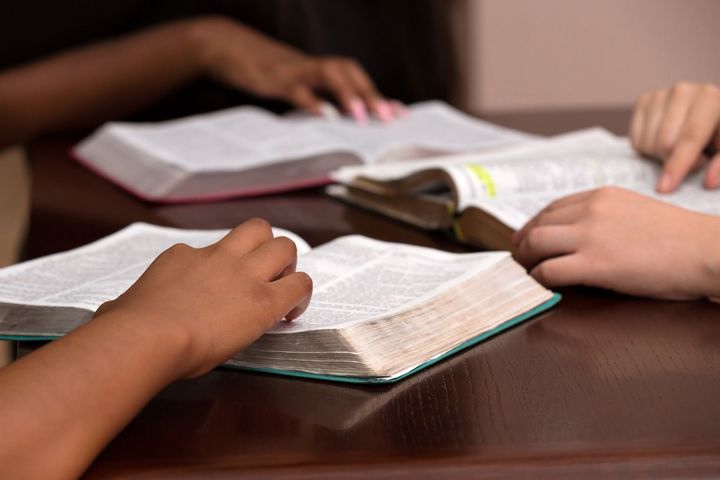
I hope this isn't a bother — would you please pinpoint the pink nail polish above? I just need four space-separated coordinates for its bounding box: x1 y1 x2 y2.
390 101 409 116
348 98 367 125
376 102 393 123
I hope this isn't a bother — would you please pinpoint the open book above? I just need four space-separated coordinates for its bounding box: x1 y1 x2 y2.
329 128 720 250
0 224 557 384
73 102 530 203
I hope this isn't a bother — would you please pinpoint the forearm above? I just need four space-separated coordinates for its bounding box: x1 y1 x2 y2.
0 18 212 148
0 311 188 479
0 219 311 478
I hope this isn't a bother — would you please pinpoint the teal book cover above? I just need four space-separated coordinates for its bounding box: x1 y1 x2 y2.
0 293 560 385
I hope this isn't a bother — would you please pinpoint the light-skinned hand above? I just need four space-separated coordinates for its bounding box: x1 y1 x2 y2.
630 82 720 193
190 17 405 124
512 187 720 301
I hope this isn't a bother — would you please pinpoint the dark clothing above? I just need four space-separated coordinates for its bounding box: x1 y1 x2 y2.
0 0 457 119
0 1 194 68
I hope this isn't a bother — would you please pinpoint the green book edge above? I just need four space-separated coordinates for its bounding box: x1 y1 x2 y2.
1 293 561 385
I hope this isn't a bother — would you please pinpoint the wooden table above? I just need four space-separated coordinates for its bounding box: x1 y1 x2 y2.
23 109 720 479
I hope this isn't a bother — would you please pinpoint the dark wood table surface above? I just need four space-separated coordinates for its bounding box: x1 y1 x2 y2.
23 109 720 479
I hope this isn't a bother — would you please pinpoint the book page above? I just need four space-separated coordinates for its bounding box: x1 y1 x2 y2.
469 174 720 231
301 101 533 164
0 224 310 311
465 194 567 231
331 126 609 186
0 228 510 338
444 129 643 206
651 180 720 216
271 236 510 334
329 146 543 185
103 108 353 173
438 128 719 231
81 102 530 176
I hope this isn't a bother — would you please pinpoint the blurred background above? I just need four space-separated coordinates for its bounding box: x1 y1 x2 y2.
454 0 720 113
5 0 717 117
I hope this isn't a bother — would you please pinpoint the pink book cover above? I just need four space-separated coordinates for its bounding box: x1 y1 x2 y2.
70 148 333 205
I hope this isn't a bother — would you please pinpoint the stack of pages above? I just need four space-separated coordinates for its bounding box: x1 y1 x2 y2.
0 224 558 384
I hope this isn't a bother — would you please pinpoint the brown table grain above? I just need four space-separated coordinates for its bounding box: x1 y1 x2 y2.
23 109 720 479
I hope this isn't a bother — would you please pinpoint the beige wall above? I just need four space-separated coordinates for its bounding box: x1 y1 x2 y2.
461 0 720 113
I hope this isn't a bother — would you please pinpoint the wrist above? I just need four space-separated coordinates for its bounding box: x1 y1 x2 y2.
90 308 193 382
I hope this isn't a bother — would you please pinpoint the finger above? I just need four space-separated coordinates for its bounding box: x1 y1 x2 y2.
530 254 588 287
513 203 585 246
216 218 274 257
347 97 369 124
342 61 393 123
640 91 668 156
287 84 324 115
542 189 597 211
373 102 394 123
390 101 409 117
704 152 720 189
513 191 595 245
658 87 720 192
313 60 367 124
656 83 695 157
515 225 581 270
269 271 313 321
243 236 298 282
630 93 650 151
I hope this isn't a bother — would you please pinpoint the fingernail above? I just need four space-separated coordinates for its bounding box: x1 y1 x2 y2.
375 101 394 123
348 98 367 125
657 172 673 193
390 101 409 116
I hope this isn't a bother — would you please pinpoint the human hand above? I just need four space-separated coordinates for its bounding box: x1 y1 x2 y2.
94 218 313 378
512 187 720 300
190 16 404 123
630 82 720 192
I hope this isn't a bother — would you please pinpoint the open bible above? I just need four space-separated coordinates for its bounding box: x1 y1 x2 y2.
73 102 530 203
329 128 720 250
0 224 557 384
